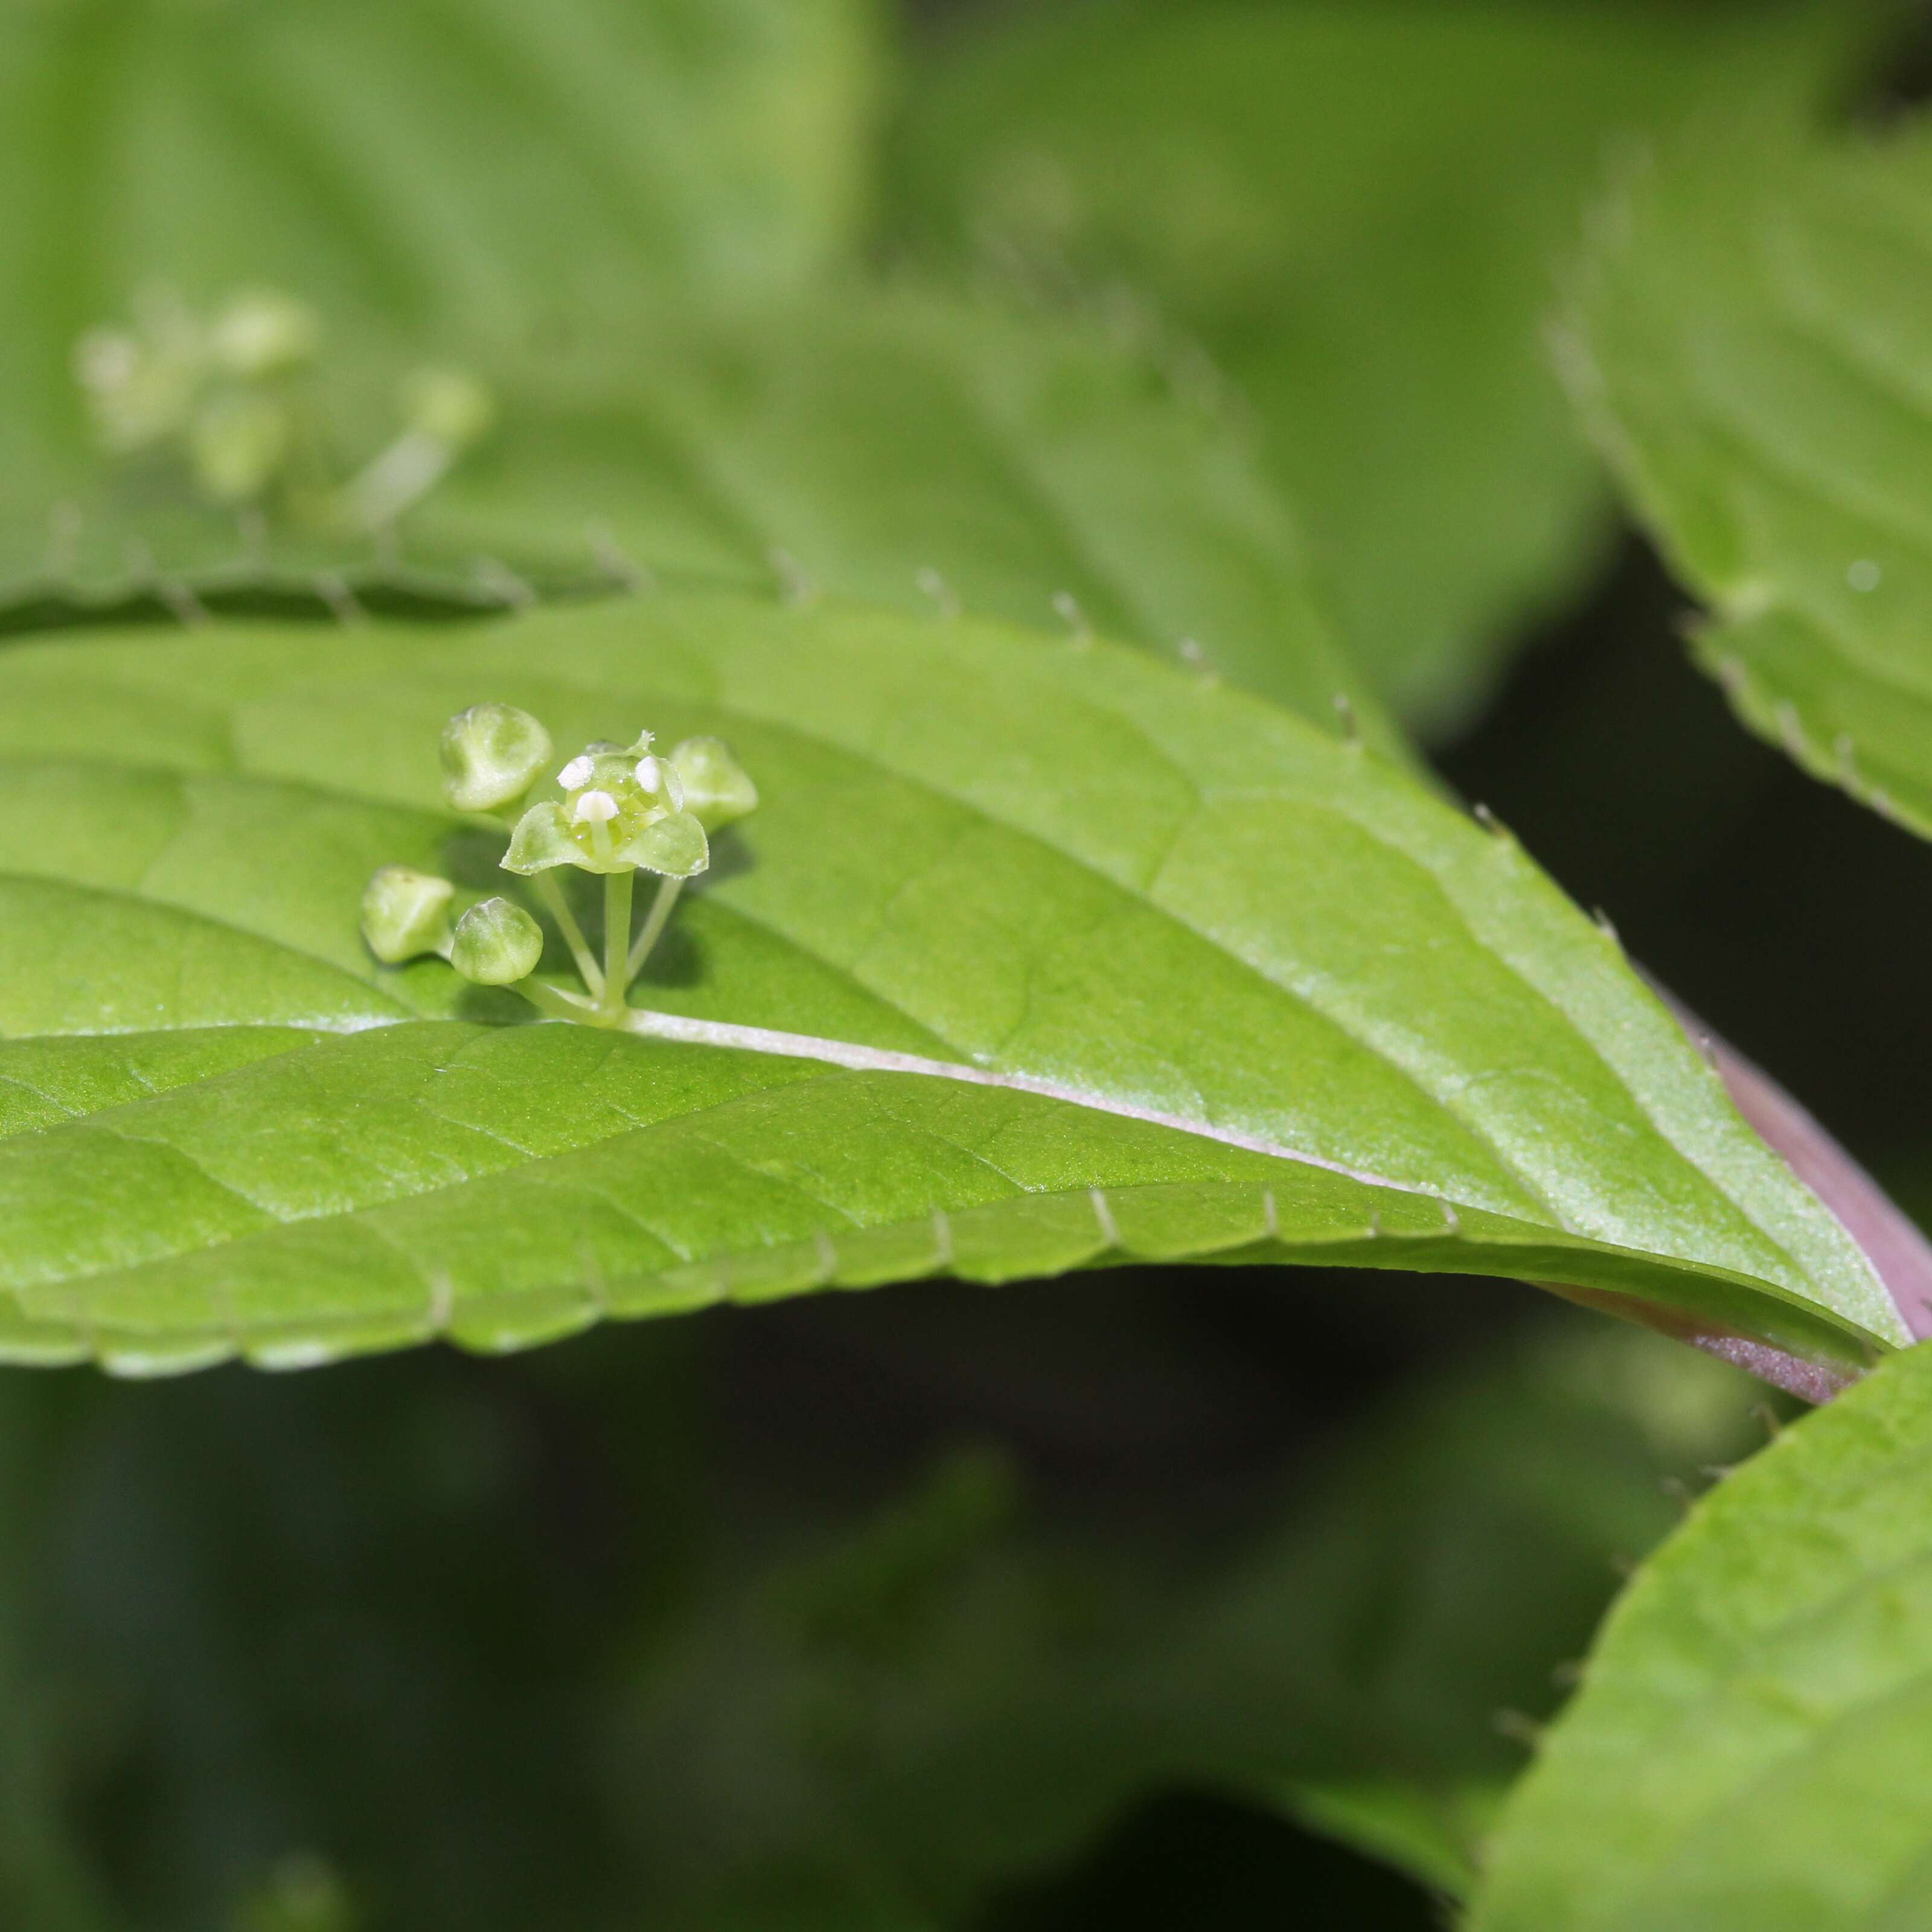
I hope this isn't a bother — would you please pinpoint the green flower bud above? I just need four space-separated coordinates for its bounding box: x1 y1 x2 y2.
449 897 543 985
188 390 291 502
208 289 321 378
360 865 454 963
72 324 199 453
668 735 758 833
72 327 141 401
440 703 552 813
400 366 496 449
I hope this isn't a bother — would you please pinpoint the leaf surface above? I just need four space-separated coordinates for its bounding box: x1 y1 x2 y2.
0 1 1403 760
417 292 1404 752
0 0 876 625
897 1 1874 735
0 284 1404 760
1572 104 1932 837
0 0 879 345
1471 1336 1932 1932
0 595 1899 1374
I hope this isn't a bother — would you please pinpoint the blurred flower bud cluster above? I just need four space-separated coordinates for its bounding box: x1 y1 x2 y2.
73 286 493 532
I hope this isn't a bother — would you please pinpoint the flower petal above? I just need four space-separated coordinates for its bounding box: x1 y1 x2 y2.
622 810 709 878
500 799 580 874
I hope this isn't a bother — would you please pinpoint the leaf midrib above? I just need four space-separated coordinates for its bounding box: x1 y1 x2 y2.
478 667 1791 1249
3 733 1567 1220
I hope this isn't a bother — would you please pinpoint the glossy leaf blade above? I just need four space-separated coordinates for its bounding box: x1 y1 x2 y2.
0 597 1899 1374
1570 106 1932 837
1471 1337 1932 1932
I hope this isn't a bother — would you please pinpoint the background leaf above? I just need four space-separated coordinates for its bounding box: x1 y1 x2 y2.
894 0 1881 737
0 283 1392 758
0 1307 1767 1930
408 289 1404 755
0 280 1406 763
608 1320 1770 1921
0 0 883 621
0 595 1898 1377
0 0 881 342
1471 1334 1932 1932
0 0 1407 764
1569 100 1932 838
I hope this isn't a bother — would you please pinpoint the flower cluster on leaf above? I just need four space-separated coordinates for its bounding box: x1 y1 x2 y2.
75 285 493 531
362 704 756 1026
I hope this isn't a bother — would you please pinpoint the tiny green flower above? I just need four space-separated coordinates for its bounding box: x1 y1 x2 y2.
667 735 759 833
360 865 454 963
440 703 553 814
208 289 321 379
188 390 292 503
449 897 544 985
501 732 709 878
72 317 202 453
399 366 496 449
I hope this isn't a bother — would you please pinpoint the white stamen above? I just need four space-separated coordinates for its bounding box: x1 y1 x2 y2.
558 755 595 790
635 755 664 792
572 789 618 825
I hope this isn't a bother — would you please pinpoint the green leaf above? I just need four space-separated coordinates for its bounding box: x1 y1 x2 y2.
0 593 1899 1377
0 0 885 625
1276 1779 1505 1902
1570 103 1932 839
0 0 1402 757
0 285 1407 764
1182 1320 1776 1899
895 1 1878 736
0 0 879 344
1471 1335 1932 1932
615 1320 1773 1918
415 290 1406 755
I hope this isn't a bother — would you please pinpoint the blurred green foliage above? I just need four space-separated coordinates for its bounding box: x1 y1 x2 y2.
1565 97 1932 837
0 1304 1770 1928
892 0 1887 737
